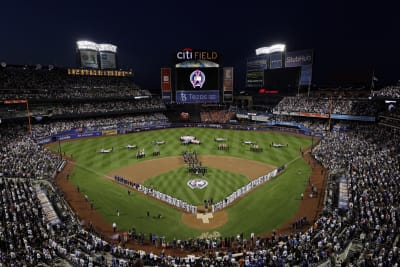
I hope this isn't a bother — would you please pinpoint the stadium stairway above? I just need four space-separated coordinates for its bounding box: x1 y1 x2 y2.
346 239 364 261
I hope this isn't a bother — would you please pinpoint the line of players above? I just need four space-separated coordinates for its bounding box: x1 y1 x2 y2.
98 139 287 156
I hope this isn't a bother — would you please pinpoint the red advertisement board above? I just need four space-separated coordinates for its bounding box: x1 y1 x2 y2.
161 68 172 91
299 112 329 118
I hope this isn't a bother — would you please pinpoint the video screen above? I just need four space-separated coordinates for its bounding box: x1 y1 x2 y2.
263 67 301 96
80 50 99 69
175 67 220 103
176 67 219 91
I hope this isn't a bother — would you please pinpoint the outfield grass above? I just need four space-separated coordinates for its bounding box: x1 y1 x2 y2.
50 128 312 240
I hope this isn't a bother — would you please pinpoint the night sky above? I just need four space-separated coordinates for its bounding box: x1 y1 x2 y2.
1 0 398 91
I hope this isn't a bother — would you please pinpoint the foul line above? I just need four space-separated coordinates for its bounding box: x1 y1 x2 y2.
285 155 303 167
69 161 113 180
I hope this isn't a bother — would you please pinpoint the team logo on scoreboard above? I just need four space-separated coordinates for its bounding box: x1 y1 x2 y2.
190 69 206 88
187 179 208 189
180 92 187 102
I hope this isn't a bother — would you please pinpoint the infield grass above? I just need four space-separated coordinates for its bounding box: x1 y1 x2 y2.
144 166 249 206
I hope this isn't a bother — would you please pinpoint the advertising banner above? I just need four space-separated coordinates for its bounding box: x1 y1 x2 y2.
338 177 349 210
4 99 27 104
161 68 172 91
300 64 313 85
223 94 233 103
299 112 329 118
161 67 172 103
99 51 116 69
223 67 233 91
80 50 99 69
251 115 270 122
102 129 118 136
37 132 102 145
331 114 376 121
285 50 313 67
269 53 283 69
223 67 233 103
162 91 172 102
236 113 249 119
176 90 219 103
175 48 219 64
246 70 264 88
247 55 268 71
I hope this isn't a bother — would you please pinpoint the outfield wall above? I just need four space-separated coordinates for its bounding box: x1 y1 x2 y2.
37 122 322 145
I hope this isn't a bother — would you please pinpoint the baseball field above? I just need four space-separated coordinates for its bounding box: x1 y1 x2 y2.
50 127 312 240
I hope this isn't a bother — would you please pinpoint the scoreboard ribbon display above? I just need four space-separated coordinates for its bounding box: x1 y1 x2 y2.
176 90 219 103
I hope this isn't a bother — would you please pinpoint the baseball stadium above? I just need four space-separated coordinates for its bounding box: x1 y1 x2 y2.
0 40 399 267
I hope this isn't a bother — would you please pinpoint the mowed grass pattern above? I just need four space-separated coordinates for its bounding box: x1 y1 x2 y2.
49 128 312 240
144 166 249 205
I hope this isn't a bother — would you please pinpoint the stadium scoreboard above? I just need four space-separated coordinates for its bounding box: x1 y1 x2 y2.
76 41 118 70
246 45 313 96
161 48 233 104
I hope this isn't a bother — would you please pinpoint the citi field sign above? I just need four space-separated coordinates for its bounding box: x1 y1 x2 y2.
176 48 219 62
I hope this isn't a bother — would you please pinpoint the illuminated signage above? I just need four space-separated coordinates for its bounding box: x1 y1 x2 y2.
176 90 219 103
98 43 117 53
76 41 98 51
67 68 133 77
285 50 313 67
258 88 279 94
255 44 286 55
77 40 117 53
176 48 218 61
286 55 312 65
4 99 28 104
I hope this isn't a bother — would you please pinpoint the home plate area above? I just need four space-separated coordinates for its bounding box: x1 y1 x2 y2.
196 213 214 223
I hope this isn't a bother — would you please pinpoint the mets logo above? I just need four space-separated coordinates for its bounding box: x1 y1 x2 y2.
190 69 206 88
187 179 208 189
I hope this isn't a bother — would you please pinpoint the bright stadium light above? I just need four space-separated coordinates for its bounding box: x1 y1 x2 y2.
76 40 98 50
98 43 117 53
255 44 286 55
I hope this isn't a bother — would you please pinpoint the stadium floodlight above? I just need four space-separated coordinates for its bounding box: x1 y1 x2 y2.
98 43 117 53
255 44 286 55
76 40 98 51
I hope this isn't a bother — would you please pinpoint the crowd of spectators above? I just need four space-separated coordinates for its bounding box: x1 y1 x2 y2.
0 66 150 100
313 125 400 266
1 98 166 120
200 110 236 123
34 99 165 116
270 115 329 134
0 177 188 266
274 96 377 116
274 97 330 114
1 91 400 265
1 170 343 266
0 113 169 180
32 113 169 138
0 125 60 179
371 86 400 99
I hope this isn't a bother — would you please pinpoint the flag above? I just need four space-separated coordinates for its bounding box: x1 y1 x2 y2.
373 76 378 81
